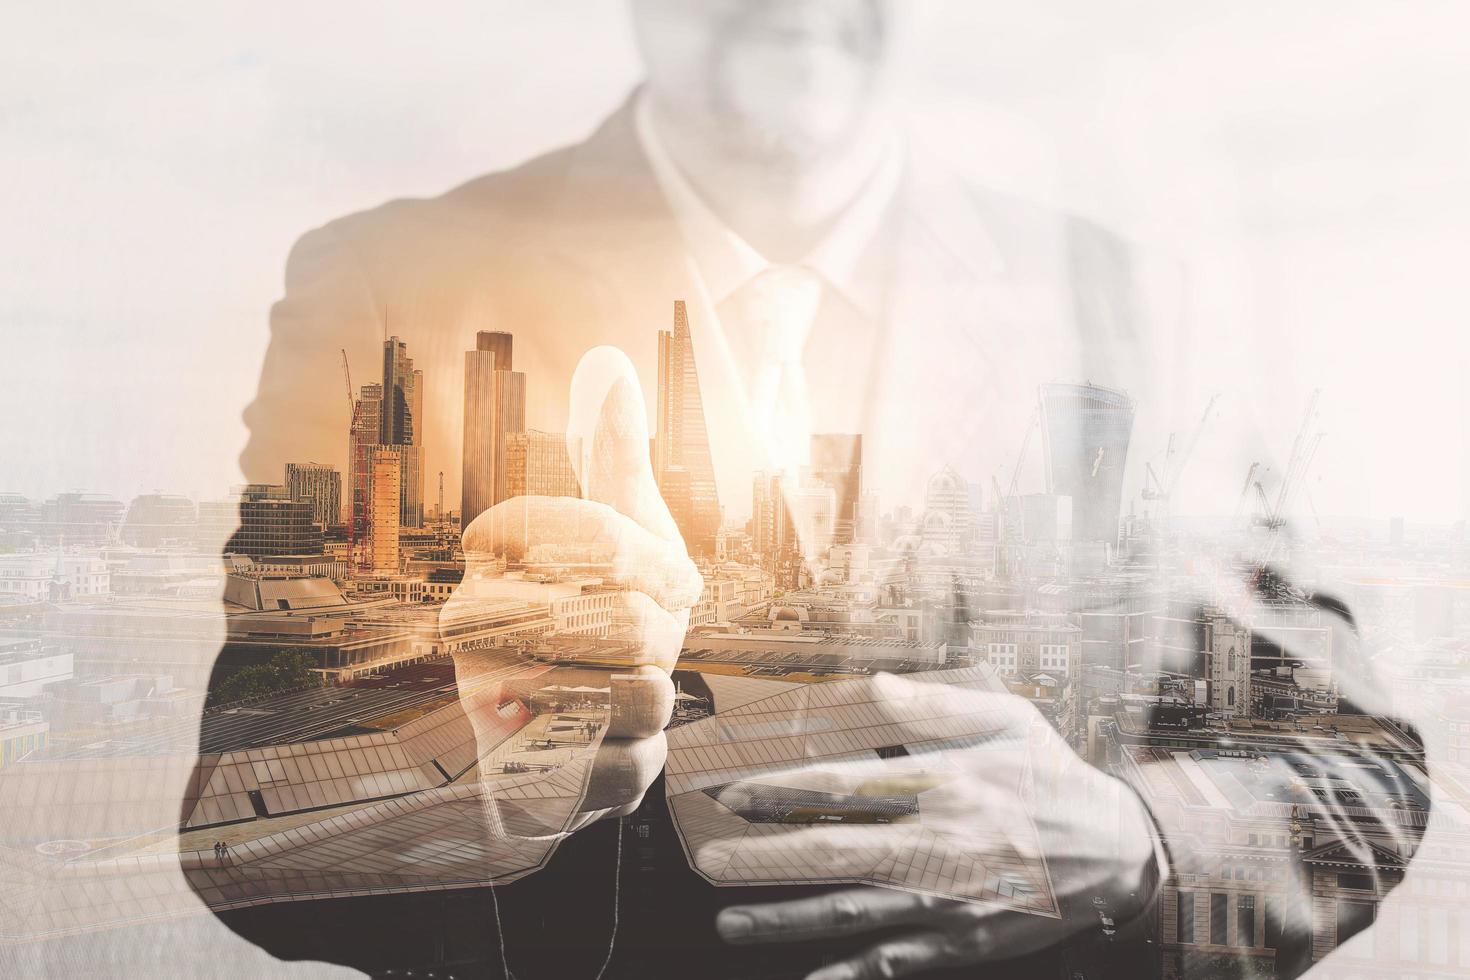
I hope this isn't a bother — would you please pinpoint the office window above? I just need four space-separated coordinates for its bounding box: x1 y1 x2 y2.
1337 873 1375 892
1238 894 1257 946
1211 893 1229 945
1177 891 1195 944
1264 897 1281 949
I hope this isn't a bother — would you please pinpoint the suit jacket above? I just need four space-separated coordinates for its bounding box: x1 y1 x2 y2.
240 93 1153 510
206 93 1423 979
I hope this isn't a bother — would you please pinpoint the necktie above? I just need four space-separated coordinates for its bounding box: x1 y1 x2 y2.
717 265 823 478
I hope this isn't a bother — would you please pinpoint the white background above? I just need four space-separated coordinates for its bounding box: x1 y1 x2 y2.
4 0 1468 524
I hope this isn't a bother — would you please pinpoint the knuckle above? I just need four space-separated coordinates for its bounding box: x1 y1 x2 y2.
869 947 905 980
828 893 867 929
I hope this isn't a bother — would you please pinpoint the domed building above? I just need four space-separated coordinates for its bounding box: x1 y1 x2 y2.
767 605 807 631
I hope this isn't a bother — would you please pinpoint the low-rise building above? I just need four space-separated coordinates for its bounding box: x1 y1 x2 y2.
0 550 110 602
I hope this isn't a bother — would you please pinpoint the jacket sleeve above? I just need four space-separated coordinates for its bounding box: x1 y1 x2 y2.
1122 577 1429 980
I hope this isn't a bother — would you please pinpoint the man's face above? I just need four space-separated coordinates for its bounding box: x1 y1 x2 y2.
631 0 897 168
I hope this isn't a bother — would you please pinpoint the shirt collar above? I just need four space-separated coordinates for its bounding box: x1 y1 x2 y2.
634 90 904 319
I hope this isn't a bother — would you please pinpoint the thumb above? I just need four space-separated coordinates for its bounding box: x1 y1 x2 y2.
567 346 681 544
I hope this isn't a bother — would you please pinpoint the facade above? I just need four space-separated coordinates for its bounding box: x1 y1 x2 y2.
970 610 1080 679
285 462 342 528
0 638 74 699
1039 382 1134 545
809 433 862 544
688 623 948 667
1019 492 1072 544
0 706 47 771
550 589 620 636
461 330 527 530
503 429 580 499
1249 598 1334 692
247 554 348 584
750 471 789 564
1112 727 1432 979
368 447 402 574
348 381 383 560
655 301 719 556
971 610 1082 738
786 482 836 568
380 337 425 528
1154 599 1252 718
36 492 126 544
0 551 110 602
227 487 324 559
120 493 197 547
0 492 38 526
1075 576 1162 673
919 465 972 553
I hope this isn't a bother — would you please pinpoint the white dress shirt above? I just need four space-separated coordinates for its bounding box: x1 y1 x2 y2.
634 93 907 525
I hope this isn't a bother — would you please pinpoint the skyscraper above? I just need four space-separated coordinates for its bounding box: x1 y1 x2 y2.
228 484 324 558
809 433 862 544
1038 382 1135 545
655 301 720 555
348 381 382 564
504 430 582 499
380 337 424 528
368 446 401 573
461 330 526 530
284 462 341 527
921 464 973 553
752 470 802 590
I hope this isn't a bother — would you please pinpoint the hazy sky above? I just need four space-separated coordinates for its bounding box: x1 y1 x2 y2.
4 1 1467 522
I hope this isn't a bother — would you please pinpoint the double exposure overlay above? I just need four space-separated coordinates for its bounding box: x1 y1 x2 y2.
4 2 1469 978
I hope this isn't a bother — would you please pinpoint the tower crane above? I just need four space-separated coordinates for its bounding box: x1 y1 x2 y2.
340 349 355 420
1254 390 1326 563
990 408 1040 575
1005 408 1042 503
1142 393 1218 519
1271 390 1320 520
1232 462 1261 525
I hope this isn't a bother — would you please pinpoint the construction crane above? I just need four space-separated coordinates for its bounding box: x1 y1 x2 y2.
1168 393 1219 494
1253 390 1326 562
339 349 355 420
1253 479 1274 524
1142 393 1218 518
1003 408 1042 503
1271 389 1322 526
988 409 1041 576
1232 462 1261 525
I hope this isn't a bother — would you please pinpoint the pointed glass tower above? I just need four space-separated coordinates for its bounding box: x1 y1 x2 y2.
655 301 720 555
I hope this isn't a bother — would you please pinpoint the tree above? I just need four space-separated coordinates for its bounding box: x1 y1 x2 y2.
207 650 319 707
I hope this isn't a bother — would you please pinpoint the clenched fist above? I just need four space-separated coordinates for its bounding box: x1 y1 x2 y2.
442 346 703 831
